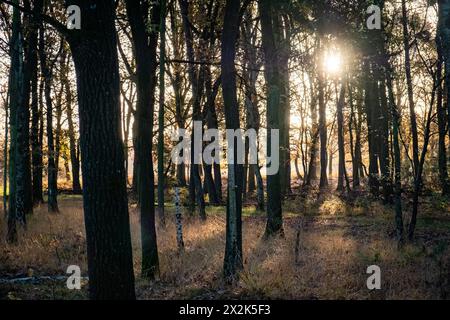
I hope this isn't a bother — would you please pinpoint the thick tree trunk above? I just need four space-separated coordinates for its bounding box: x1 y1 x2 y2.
222 0 243 282
125 0 161 279
260 0 283 236
66 0 136 299
17 0 41 215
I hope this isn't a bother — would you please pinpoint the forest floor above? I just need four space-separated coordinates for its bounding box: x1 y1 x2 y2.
0 186 450 300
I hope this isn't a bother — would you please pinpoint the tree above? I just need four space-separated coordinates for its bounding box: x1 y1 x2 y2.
38 23 58 213
179 0 206 219
401 0 428 240
386 66 404 242
65 0 136 299
439 1 450 143
242 5 264 210
437 0 450 196
168 4 188 187
318 38 328 189
60 49 81 193
222 0 244 282
6 0 22 243
16 0 40 215
125 0 161 279
157 0 167 225
336 84 346 191
260 0 283 236
30 21 44 204
305 69 319 186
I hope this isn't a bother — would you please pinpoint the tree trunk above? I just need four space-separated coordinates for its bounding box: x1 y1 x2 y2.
437 1 450 196
203 73 221 205
438 0 450 153
363 60 380 195
318 47 328 188
38 26 58 213
67 0 136 299
279 15 291 197
14 0 39 220
54 83 63 180
306 78 318 186
242 7 262 200
348 81 360 188
125 0 161 279
401 0 421 240
157 0 167 225
158 0 167 225
378 77 392 203
6 0 21 242
169 5 187 188
179 0 206 219
63 73 82 193
386 69 404 242
336 85 346 191
260 0 283 236
30 34 43 205
222 0 243 282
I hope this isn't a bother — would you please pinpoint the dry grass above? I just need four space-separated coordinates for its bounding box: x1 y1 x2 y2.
1 192 450 300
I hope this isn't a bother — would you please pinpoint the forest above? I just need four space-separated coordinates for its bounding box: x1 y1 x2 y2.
0 0 449 301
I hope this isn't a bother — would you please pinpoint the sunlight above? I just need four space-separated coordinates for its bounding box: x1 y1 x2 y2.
290 114 301 127
324 51 342 75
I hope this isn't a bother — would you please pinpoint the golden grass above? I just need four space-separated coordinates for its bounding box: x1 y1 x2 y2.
1 194 449 300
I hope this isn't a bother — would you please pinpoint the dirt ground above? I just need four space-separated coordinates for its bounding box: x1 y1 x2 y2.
1 190 450 300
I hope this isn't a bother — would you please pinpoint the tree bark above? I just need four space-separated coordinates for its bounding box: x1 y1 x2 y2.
68 0 136 299
157 0 167 225
318 43 328 188
260 0 283 236
38 26 58 213
306 76 318 186
6 0 21 242
222 0 243 282
336 85 346 191
125 0 161 279
437 1 450 196
30 29 43 204
179 0 206 219
62 68 82 193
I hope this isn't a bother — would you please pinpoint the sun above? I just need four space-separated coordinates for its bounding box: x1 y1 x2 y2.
324 51 342 75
